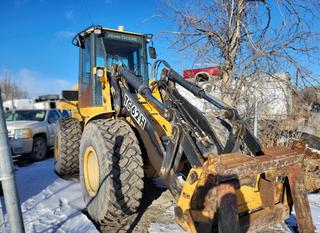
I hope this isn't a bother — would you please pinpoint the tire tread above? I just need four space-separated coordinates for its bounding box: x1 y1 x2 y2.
55 118 82 179
80 119 144 230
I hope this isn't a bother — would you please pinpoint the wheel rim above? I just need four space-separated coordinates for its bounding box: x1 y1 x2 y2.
54 135 59 161
34 139 46 159
83 146 100 196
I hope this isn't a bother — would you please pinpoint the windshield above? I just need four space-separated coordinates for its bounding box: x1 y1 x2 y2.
100 31 147 82
5 110 46 122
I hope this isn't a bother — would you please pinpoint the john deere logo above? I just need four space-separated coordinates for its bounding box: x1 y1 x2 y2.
124 93 147 129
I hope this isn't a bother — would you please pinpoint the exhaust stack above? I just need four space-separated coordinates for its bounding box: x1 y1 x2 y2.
118 25 125 31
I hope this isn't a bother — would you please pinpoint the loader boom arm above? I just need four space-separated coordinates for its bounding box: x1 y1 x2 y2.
117 61 262 156
114 61 315 233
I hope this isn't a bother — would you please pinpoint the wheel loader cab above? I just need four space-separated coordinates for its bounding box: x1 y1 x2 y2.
75 26 150 108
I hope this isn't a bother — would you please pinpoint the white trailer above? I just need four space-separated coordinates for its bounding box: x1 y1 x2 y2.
3 99 34 111
34 95 60 110
3 95 60 111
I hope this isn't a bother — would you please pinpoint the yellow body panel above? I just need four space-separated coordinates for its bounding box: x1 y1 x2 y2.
176 168 203 232
80 107 114 124
137 95 172 136
236 185 262 213
57 100 82 122
97 68 113 113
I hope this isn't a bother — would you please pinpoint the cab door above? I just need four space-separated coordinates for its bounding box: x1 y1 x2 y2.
78 34 95 108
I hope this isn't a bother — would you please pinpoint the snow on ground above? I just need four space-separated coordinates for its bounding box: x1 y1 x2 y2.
3 158 98 233
0 158 319 232
309 193 320 232
149 223 184 233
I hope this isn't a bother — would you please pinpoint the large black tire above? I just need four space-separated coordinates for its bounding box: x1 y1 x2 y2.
79 119 144 232
54 118 82 179
31 136 47 161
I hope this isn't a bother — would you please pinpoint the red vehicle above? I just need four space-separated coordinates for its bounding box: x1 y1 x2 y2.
183 67 221 81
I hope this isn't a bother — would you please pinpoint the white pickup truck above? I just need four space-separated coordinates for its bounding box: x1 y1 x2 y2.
5 109 69 161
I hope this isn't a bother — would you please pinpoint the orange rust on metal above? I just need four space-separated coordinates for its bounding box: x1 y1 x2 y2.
202 186 217 220
291 140 305 151
289 140 320 192
183 210 198 233
287 164 315 233
305 148 320 159
239 204 289 233
274 182 284 203
183 192 191 199
217 180 241 233
258 178 274 208
217 147 303 180
202 154 217 174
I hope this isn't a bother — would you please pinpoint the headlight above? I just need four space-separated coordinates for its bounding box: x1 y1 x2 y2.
14 128 32 139
96 68 104 78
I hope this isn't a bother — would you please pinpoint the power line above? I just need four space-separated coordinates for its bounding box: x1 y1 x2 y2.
82 0 95 25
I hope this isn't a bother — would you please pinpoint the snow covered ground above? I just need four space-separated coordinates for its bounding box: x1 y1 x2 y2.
0 158 319 232
309 194 320 232
3 158 98 233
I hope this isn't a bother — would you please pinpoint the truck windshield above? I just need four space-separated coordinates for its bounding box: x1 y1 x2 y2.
100 31 147 82
5 110 46 122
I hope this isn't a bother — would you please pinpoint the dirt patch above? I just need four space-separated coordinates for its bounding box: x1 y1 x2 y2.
133 190 177 232
131 179 179 232
98 178 181 233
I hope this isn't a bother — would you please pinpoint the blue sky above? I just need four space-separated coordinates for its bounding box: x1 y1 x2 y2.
1 1 319 98
0 0 187 97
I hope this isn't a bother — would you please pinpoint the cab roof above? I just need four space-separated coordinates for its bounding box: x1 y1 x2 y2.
72 25 152 48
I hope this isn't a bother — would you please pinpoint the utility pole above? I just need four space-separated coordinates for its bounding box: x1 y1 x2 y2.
0 88 25 233
11 92 15 110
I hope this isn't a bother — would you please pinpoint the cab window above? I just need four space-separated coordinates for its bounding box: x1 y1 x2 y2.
82 39 91 84
102 32 146 81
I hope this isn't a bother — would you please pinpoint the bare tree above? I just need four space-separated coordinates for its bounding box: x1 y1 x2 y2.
0 71 29 101
161 0 320 105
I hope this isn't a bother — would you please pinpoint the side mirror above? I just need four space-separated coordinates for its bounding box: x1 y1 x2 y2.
149 46 157 59
72 35 85 49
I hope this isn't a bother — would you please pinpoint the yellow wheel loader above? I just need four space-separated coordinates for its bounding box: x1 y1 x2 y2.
54 25 315 232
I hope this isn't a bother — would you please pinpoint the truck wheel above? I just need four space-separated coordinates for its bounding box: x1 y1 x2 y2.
31 136 47 161
79 119 144 231
54 118 82 179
